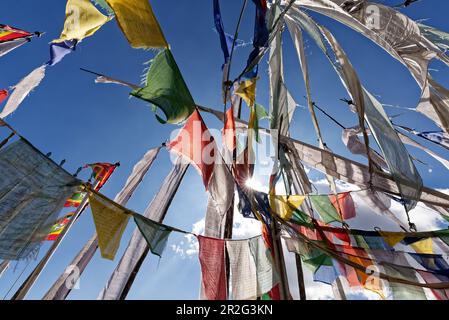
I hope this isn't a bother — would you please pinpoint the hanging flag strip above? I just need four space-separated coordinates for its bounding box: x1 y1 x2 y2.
133 214 173 257
226 239 257 300
131 49 195 124
0 64 46 119
198 236 227 300
105 0 168 49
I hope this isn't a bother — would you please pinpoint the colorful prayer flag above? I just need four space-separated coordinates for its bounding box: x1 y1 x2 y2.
133 214 172 257
89 193 130 260
329 192 356 220
131 49 196 124
0 90 7 104
222 105 236 151
269 195 305 221
0 24 31 43
64 192 85 208
378 231 406 247
310 195 342 224
86 162 118 189
48 40 77 66
105 0 168 49
46 212 75 241
235 78 257 107
54 0 109 42
167 110 216 189
198 236 227 300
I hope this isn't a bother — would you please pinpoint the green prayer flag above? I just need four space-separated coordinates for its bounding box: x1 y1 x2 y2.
310 195 342 224
291 210 314 228
133 214 172 257
131 49 196 124
383 265 427 300
435 229 449 247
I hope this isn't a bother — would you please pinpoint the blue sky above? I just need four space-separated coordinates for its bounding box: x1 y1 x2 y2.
1 0 449 300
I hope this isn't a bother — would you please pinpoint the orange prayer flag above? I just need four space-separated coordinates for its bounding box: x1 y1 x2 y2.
167 110 216 189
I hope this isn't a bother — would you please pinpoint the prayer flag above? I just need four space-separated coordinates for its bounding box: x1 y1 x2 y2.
105 0 168 49
0 90 7 104
131 49 196 124
222 105 236 151
133 214 172 257
46 212 75 241
269 195 305 221
0 24 31 43
48 40 77 66
167 110 216 189
198 236 227 300
310 195 342 224
86 162 117 189
329 192 356 220
64 192 85 208
54 0 109 42
379 231 406 247
89 193 130 260
235 78 257 107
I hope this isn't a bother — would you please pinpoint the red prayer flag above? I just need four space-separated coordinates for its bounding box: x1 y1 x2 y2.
222 105 236 151
329 192 356 220
0 24 31 43
167 110 216 190
85 162 118 190
198 236 227 300
0 90 7 104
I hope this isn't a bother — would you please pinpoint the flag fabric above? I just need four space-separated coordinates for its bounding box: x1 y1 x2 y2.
329 192 356 220
419 131 449 150
48 40 77 66
226 240 257 300
105 0 168 49
89 193 130 260
198 236 227 300
0 24 31 43
411 238 433 254
167 110 216 189
269 195 305 221
131 49 195 124
0 38 30 58
54 0 109 42
93 0 114 15
0 139 79 260
133 214 172 258
64 192 85 208
222 105 236 151
249 236 279 297
0 90 7 104
378 231 406 247
46 212 75 241
0 64 47 119
86 162 117 189
310 195 342 224
235 78 257 107
213 0 230 64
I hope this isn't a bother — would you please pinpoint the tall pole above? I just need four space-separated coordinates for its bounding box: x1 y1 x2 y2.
294 254 306 300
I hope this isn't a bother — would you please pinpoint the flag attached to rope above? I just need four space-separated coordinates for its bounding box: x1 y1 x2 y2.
310 195 343 224
167 110 216 189
54 0 109 43
89 193 130 260
0 90 7 104
329 192 356 221
46 212 75 241
48 40 77 66
85 162 118 189
0 24 31 43
64 192 84 208
0 64 47 119
235 78 257 107
131 49 196 124
133 214 172 257
222 105 236 151
198 236 227 300
105 0 168 49
269 195 305 221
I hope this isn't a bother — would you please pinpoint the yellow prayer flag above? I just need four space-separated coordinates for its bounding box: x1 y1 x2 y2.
89 193 129 260
106 0 168 49
54 0 109 42
378 231 406 247
235 78 257 107
411 238 433 254
269 195 306 221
